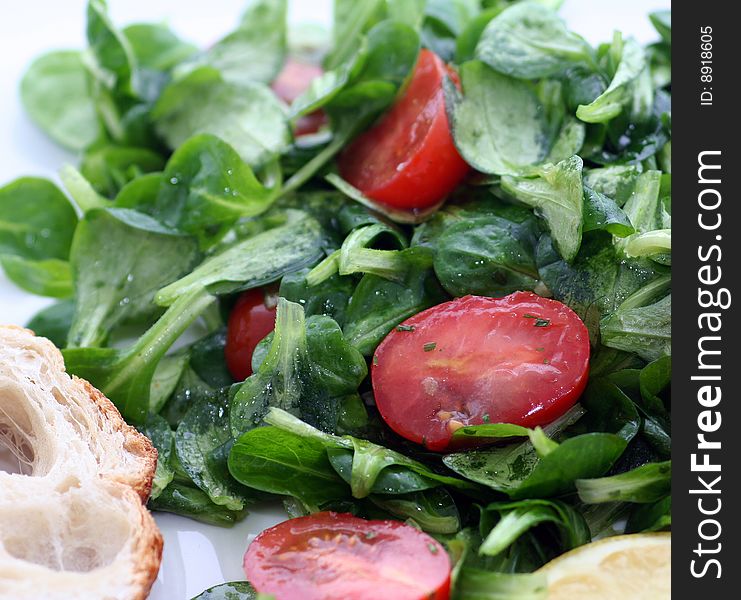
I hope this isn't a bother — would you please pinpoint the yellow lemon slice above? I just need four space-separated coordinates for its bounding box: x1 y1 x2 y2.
537 533 670 599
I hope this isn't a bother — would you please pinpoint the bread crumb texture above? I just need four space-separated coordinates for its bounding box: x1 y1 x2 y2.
0 326 163 600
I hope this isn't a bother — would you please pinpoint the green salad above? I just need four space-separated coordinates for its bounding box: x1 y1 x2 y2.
0 1 671 598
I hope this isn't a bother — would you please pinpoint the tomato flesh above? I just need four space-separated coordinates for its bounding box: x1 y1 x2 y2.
225 288 277 381
244 512 451 600
272 58 328 136
338 49 469 211
372 293 590 451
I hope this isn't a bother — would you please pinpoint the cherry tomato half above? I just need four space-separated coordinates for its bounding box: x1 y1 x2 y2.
372 292 590 452
244 512 451 600
272 58 328 136
225 288 277 381
337 49 470 211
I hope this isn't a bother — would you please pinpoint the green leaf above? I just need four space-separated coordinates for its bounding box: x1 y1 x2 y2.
577 37 646 123
446 432 626 499
149 352 190 413
601 294 671 362
510 433 628 499
137 413 175 500
337 223 408 279
80 145 165 198
289 53 361 118
475 2 592 79
344 247 448 355
434 216 540 297
649 11 671 46
150 481 247 527
583 165 642 207
228 425 349 511
325 0 384 70
546 117 586 164
639 355 671 418
0 177 78 261
26 300 76 348
622 229 671 260
423 0 479 38
342 20 420 92
452 423 532 442
447 61 549 176
455 7 502 64
349 446 474 497
614 170 670 260
452 568 547 600
86 0 136 89
370 487 460 533
230 299 367 434
153 66 290 168
161 367 219 429
189 329 234 389
536 232 664 330
622 170 662 230
577 461 671 504
626 496 671 533
412 193 532 249
112 172 163 209
20 50 100 150
191 582 257 600
297 18 419 120
59 165 108 213
0 256 72 298
309 222 408 285
155 210 324 305
571 379 641 443
189 0 287 86
256 408 476 500
479 499 590 557
148 134 275 248
501 156 584 262
283 22 419 196
528 428 559 458
443 407 590 496
176 389 252 511
582 186 634 237
279 268 354 328
0 177 79 298
67 208 200 347
123 23 197 72
64 286 215 423
307 222 407 285
325 173 440 225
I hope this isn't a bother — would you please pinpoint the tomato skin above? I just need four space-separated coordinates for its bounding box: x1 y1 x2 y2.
225 288 277 381
372 293 591 451
244 512 451 600
337 49 469 211
272 58 328 136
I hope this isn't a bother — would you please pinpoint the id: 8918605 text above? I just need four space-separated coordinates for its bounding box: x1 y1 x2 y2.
700 26 713 106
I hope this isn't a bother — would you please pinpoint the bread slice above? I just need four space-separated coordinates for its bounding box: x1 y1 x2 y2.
0 326 163 600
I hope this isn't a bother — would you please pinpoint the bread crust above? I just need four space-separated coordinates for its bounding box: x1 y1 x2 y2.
76 378 158 502
0 326 165 600
126 487 165 600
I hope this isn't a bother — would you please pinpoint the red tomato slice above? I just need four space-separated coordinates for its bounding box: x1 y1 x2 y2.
225 288 278 381
272 58 328 136
244 512 451 600
337 49 469 211
372 293 590 451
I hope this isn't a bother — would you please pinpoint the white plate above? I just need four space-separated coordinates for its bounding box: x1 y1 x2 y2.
0 1 668 598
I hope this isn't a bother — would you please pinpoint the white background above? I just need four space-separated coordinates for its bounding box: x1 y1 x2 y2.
0 1 669 598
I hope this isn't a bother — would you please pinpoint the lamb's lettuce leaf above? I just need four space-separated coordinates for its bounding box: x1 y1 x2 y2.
229 299 367 435
447 60 549 176
475 2 592 79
